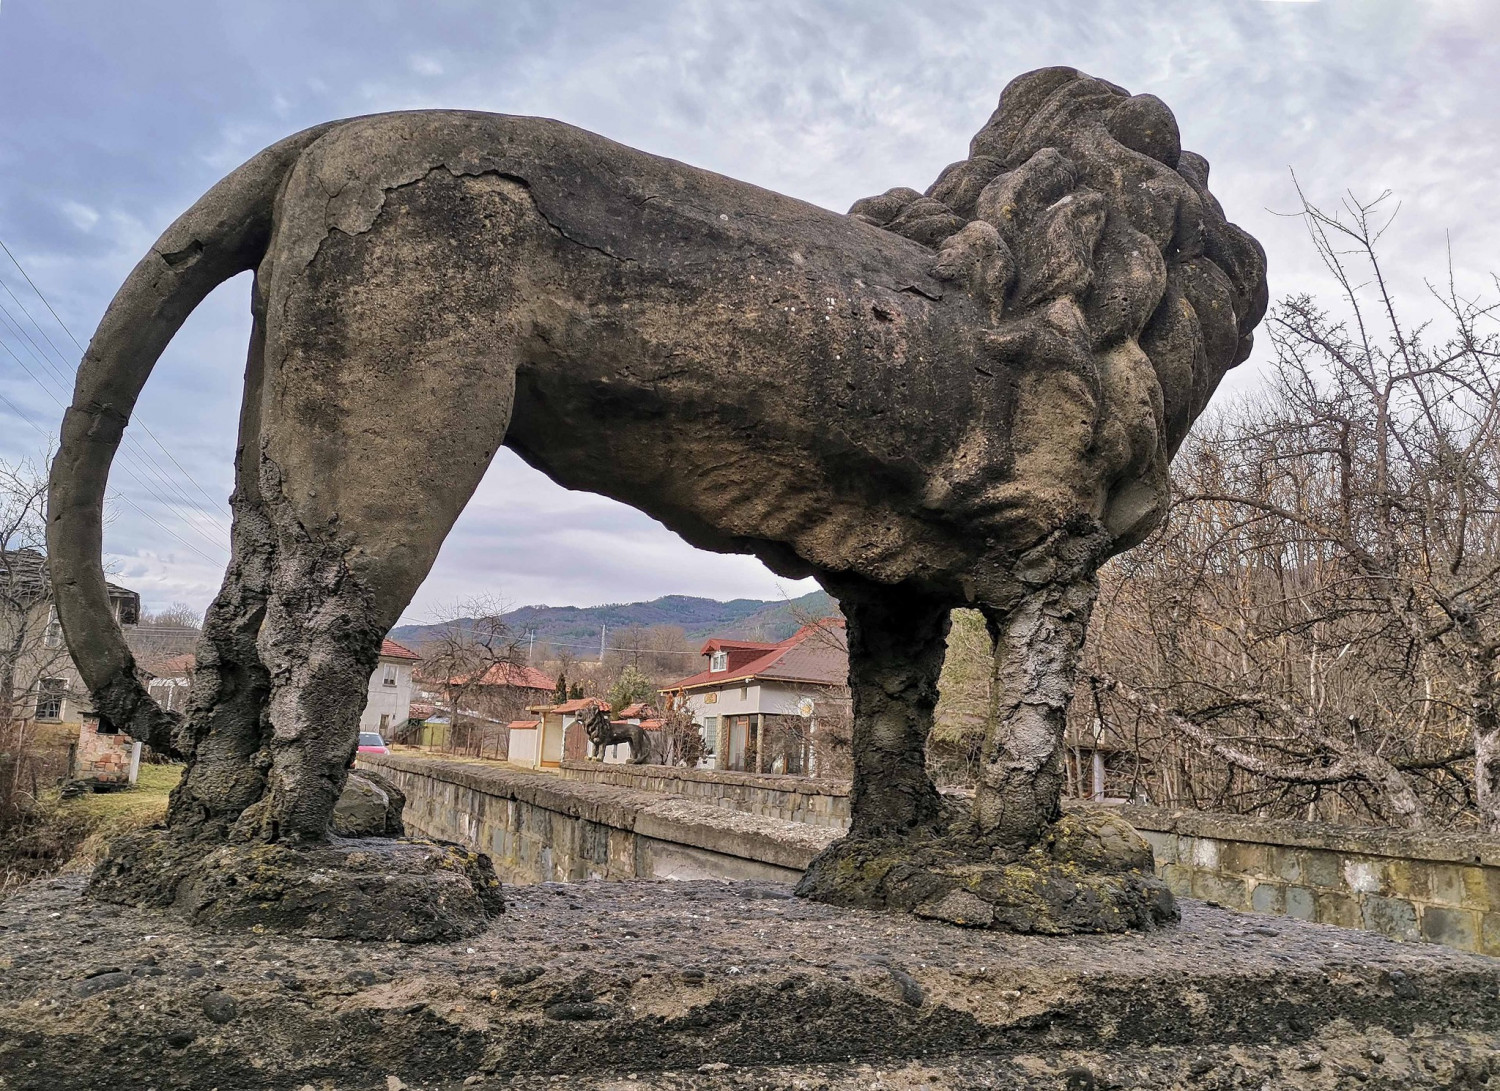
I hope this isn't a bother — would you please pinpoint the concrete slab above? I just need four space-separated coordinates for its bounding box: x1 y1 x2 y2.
1 875 1497 1090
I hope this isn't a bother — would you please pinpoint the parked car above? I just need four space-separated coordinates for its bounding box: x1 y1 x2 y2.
357 732 389 754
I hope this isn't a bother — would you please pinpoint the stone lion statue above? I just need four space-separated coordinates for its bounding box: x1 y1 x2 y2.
579 703 653 765
49 66 1264 937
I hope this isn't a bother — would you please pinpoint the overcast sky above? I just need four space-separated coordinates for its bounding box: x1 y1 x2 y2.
2 0 1498 621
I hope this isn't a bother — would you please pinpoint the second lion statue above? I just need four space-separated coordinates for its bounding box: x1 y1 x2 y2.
580 704 653 765
50 66 1265 938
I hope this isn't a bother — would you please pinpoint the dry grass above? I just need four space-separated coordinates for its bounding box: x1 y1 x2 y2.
58 763 179 874
0 763 179 897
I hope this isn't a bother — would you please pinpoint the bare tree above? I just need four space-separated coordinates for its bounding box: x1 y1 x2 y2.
654 694 706 768
1 460 75 849
1083 188 1500 829
416 596 526 755
930 608 993 786
604 624 697 685
138 603 202 628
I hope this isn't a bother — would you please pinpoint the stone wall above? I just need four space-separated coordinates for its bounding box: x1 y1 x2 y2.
557 758 851 827
362 752 1500 956
356 752 834 886
1120 805 1500 956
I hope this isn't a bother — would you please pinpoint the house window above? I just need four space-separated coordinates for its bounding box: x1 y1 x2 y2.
114 596 139 627
35 678 65 721
382 664 398 687
43 606 62 649
709 651 728 672
701 716 718 755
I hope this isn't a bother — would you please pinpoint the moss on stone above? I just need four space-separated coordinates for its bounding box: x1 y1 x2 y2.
797 810 1177 935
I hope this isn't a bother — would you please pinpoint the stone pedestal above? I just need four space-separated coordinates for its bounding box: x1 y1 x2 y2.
1 876 1496 1090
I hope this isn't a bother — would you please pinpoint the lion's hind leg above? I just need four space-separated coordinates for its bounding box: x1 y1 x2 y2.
231 165 536 843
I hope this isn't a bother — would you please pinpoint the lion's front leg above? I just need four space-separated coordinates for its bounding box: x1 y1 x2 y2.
797 565 1174 935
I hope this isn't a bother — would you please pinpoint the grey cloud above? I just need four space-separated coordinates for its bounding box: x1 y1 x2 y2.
3 0 1498 618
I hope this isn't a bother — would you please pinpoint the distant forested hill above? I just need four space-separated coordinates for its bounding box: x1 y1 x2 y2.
390 589 837 650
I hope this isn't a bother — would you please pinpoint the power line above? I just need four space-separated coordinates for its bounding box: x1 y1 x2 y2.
0 302 229 541
0 388 223 568
0 237 229 519
0 275 233 541
0 245 233 562
0 330 229 556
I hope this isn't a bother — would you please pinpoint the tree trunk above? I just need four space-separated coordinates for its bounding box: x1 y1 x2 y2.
1475 676 1500 833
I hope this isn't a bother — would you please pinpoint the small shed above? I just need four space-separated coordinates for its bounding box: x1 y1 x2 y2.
72 714 140 788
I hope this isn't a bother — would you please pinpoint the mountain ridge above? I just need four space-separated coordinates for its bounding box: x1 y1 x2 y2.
390 589 837 651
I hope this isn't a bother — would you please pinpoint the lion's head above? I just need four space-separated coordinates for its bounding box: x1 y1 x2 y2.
851 67 1266 561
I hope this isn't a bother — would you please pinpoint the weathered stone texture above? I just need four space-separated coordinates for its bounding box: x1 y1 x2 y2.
3 875 1497 1091
1121 804 1500 954
359 753 834 883
558 757 852 828
45 64 1263 938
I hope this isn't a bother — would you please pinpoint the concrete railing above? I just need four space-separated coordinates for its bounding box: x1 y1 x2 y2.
356 753 835 886
1119 805 1500 956
361 752 1500 956
557 758 851 827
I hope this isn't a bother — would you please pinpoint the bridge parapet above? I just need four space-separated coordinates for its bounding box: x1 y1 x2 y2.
356 752 835 885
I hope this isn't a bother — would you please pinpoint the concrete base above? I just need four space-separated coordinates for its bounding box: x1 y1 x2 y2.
1 876 1497 1090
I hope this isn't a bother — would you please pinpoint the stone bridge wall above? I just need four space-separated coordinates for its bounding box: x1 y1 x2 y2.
362 753 1500 955
1118 805 1500 956
556 758 850 827
356 753 834 886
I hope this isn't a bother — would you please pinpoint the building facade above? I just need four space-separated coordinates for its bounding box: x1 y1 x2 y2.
360 638 421 737
661 619 850 774
2 548 141 732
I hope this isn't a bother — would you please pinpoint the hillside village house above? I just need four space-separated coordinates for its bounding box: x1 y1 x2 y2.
2 548 141 731
1 549 145 784
413 661 555 753
360 638 422 737
662 619 849 774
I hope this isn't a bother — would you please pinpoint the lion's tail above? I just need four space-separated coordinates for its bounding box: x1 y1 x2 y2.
46 122 336 751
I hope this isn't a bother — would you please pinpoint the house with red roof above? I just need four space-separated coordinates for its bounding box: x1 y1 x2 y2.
409 658 556 753
661 618 849 774
360 637 422 739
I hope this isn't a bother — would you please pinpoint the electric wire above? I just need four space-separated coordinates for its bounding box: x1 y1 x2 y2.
0 389 222 568
0 244 230 567
0 297 232 546
0 273 233 539
0 331 230 557
0 236 230 518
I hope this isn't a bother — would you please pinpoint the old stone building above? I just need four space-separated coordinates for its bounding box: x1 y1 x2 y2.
1 548 140 731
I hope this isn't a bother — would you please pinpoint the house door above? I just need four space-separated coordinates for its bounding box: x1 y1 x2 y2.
541 716 566 765
727 716 748 771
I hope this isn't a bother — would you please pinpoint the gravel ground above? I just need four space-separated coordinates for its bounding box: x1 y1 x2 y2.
1 874 1497 1090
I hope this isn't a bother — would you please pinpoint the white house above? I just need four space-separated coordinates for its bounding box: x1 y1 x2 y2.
360 638 420 737
661 619 849 774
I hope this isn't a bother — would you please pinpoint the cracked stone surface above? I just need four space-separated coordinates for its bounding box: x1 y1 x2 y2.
1 876 1496 1090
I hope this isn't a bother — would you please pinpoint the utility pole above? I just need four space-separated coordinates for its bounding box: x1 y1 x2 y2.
599 624 607 663
527 631 535 661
